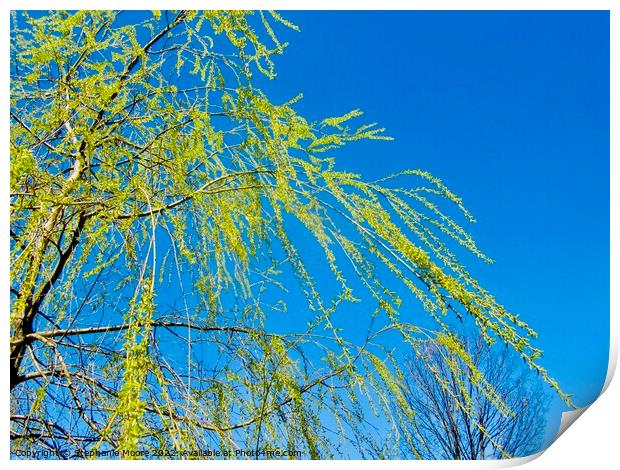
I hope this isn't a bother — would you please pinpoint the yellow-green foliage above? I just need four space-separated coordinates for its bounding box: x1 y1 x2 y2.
116 280 155 455
10 10 571 459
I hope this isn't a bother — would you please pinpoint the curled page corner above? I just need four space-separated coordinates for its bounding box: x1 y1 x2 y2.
548 335 619 449
492 451 544 468
492 408 591 469
555 407 589 441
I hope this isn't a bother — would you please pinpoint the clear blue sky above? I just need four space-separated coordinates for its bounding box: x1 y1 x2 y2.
256 10 609 448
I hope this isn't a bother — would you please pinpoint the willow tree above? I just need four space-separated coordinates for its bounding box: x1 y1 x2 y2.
10 10 570 459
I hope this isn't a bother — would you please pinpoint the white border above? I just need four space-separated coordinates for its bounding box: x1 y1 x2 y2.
2 1 617 468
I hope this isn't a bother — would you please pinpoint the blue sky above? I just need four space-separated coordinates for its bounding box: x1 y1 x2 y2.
256 10 609 447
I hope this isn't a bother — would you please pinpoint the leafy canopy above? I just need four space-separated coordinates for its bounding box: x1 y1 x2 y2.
10 10 570 459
